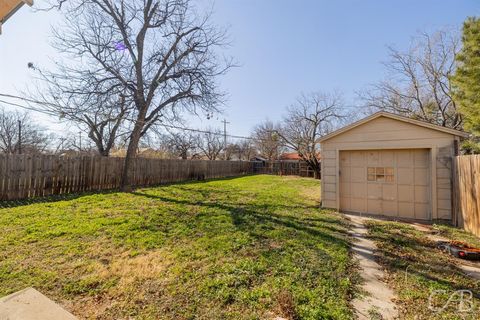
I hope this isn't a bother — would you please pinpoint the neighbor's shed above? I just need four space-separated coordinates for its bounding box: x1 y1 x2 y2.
319 112 468 221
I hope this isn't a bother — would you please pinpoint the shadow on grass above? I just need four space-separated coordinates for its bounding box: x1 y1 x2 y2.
366 225 480 298
0 189 120 209
131 190 350 249
0 175 255 209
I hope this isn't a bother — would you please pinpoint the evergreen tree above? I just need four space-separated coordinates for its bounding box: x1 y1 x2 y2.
451 17 480 136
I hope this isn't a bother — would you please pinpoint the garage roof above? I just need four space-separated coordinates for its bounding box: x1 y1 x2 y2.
318 111 469 142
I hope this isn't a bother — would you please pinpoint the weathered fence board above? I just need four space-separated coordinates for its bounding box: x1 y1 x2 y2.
453 155 480 237
0 155 253 201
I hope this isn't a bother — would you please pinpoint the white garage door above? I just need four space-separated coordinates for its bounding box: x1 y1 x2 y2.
339 149 430 220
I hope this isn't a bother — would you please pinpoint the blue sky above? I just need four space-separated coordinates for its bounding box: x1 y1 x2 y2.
0 0 479 138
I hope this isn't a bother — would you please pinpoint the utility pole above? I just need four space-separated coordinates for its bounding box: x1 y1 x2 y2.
17 120 21 154
222 119 230 160
79 131 82 151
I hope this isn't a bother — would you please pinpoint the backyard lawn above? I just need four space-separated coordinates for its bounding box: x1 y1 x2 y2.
0 175 356 319
365 220 480 320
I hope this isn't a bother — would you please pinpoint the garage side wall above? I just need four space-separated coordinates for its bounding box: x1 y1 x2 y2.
436 144 456 219
320 116 457 220
321 150 337 208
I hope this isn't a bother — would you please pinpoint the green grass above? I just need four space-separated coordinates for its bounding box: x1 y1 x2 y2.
432 223 480 248
0 175 356 319
364 220 480 320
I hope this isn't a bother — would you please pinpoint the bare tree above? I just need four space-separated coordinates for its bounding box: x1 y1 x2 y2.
52 132 99 155
164 131 198 159
224 140 256 160
41 0 231 190
236 140 257 160
252 120 284 160
277 92 346 178
28 73 132 157
360 30 462 129
0 108 51 154
197 128 223 160
223 143 237 160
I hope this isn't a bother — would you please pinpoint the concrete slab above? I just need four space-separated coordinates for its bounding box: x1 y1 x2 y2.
0 288 77 320
347 214 398 320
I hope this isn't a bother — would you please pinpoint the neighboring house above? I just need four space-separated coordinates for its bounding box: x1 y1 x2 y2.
279 152 302 161
279 152 321 163
0 0 33 34
319 111 468 222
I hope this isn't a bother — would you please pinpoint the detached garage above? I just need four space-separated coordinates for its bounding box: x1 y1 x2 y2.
319 112 468 221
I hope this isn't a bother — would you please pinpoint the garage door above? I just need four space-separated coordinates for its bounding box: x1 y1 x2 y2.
339 149 430 220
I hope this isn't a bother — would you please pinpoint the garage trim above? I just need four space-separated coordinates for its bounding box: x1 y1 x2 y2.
319 111 470 143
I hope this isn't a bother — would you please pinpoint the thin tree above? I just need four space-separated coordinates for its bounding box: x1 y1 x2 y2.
360 30 462 129
197 128 223 160
277 92 346 178
165 130 198 159
0 108 51 154
42 0 231 190
252 120 283 160
236 139 257 161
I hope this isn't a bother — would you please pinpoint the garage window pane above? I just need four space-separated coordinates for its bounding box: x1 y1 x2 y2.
367 167 394 182
385 167 394 182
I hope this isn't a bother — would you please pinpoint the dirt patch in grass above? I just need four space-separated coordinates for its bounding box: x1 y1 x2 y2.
0 175 357 319
365 220 480 320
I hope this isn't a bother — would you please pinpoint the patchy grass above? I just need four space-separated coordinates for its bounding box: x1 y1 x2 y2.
0 175 356 319
432 223 480 248
364 220 480 320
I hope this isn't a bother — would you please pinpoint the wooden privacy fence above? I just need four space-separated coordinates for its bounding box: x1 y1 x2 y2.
453 155 480 237
252 160 317 178
0 154 253 201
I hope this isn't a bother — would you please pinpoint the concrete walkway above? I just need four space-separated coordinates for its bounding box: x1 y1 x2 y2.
347 214 398 320
347 214 480 320
0 288 77 320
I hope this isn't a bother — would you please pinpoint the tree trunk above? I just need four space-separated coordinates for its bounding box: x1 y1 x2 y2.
304 158 321 179
120 111 146 191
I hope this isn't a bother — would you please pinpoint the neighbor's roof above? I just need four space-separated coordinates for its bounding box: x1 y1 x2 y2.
279 152 320 161
318 111 469 143
0 0 33 34
279 152 302 160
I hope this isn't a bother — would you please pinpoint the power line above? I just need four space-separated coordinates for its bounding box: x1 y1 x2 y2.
0 93 260 141
160 123 256 141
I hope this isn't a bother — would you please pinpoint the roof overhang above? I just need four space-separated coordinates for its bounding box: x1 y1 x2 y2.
318 111 470 143
0 0 33 34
